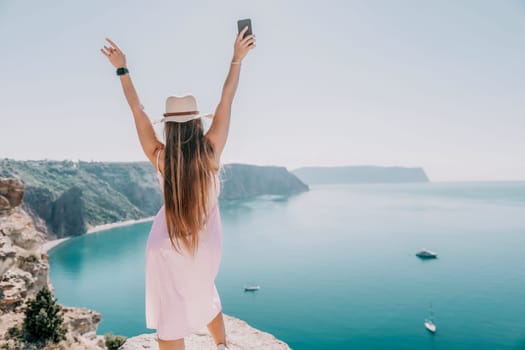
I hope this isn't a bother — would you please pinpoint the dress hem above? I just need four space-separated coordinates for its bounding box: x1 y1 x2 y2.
145 306 223 341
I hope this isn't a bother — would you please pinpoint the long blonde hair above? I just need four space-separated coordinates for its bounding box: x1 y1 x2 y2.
163 118 219 257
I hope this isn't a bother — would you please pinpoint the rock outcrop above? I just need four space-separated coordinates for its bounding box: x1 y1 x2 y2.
220 163 309 200
121 314 291 350
50 186 86 237
0 177 106 349
0 178 24 215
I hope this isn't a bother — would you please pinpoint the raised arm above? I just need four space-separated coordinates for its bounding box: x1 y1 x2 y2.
100 38 163 165
206 26 256 161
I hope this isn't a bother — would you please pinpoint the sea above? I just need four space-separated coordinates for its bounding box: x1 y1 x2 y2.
48 181 525 350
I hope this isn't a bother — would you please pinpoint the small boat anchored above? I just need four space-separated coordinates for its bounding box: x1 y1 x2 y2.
424 319 437 333
243 285 260 292
424 303 437 334
416 249 438 259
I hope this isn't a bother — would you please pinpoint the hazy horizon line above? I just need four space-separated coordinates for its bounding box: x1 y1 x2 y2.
3 157 524 183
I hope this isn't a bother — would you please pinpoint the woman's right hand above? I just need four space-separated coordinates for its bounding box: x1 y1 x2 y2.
233 26 256 62
100 37 127 68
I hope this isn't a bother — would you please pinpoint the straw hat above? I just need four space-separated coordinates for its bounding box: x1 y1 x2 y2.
157 95 213 123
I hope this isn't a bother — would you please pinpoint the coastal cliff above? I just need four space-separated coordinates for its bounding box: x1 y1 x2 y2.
0 177 292 349
1 160 161 238
220 163 308 200
1 159 308 238
293 165 430 185
0 178 105 349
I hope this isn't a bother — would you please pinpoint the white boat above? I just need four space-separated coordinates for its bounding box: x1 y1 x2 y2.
424 303 437 333
243 285 260 292
424 319 436 333
416 249 438 259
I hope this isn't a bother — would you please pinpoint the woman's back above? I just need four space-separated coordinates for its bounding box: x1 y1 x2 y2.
145 152 223 339
154 147 221 220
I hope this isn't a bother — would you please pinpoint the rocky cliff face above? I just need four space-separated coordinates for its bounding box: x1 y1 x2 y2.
0 178 24 216
219 164 309 200
50 186 86 237
1 159 162 238
0 177 105 349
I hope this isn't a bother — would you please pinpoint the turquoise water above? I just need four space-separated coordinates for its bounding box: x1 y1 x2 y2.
48 181 525 349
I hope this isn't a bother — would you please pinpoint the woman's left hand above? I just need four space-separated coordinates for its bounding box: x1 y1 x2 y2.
100 37 127 68
233 26 256 62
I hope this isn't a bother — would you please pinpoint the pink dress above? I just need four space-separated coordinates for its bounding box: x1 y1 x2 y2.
145 149 223 340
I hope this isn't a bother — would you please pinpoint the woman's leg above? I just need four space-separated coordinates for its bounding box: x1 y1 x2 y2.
207 311 228 347
157 337 185 350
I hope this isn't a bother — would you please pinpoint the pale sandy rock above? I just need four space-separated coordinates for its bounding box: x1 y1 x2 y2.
0 253 50 309
120 314 291 350
24 206 54 238
0 268 31 312
62 306 102 336
57 329 107 350
0 194 10 212
0 309 24 334
0 234 17 276
0 178 24 215
0 210 46 250
65 334 107 350
17 253 49 292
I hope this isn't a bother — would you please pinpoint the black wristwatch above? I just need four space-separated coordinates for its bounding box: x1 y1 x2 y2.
116 67 129 76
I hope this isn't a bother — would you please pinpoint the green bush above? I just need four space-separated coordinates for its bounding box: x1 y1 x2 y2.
22 286 67 346
25 254 39 263
104 333 127 350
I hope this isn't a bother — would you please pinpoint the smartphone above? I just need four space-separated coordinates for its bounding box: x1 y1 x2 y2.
237 18 253 40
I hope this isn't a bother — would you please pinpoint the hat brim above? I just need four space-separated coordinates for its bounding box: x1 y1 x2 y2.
156 113 213 124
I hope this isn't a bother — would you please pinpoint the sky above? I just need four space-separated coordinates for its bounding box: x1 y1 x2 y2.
0 0 524 182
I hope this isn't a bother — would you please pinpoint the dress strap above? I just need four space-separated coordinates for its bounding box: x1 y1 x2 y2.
155 148 162 174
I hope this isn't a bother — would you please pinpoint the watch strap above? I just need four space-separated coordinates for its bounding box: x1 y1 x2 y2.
116 67 129 76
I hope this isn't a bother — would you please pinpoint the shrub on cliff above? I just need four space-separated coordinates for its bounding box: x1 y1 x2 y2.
22 286 67 346
104 333 127 350
24 254 39 263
